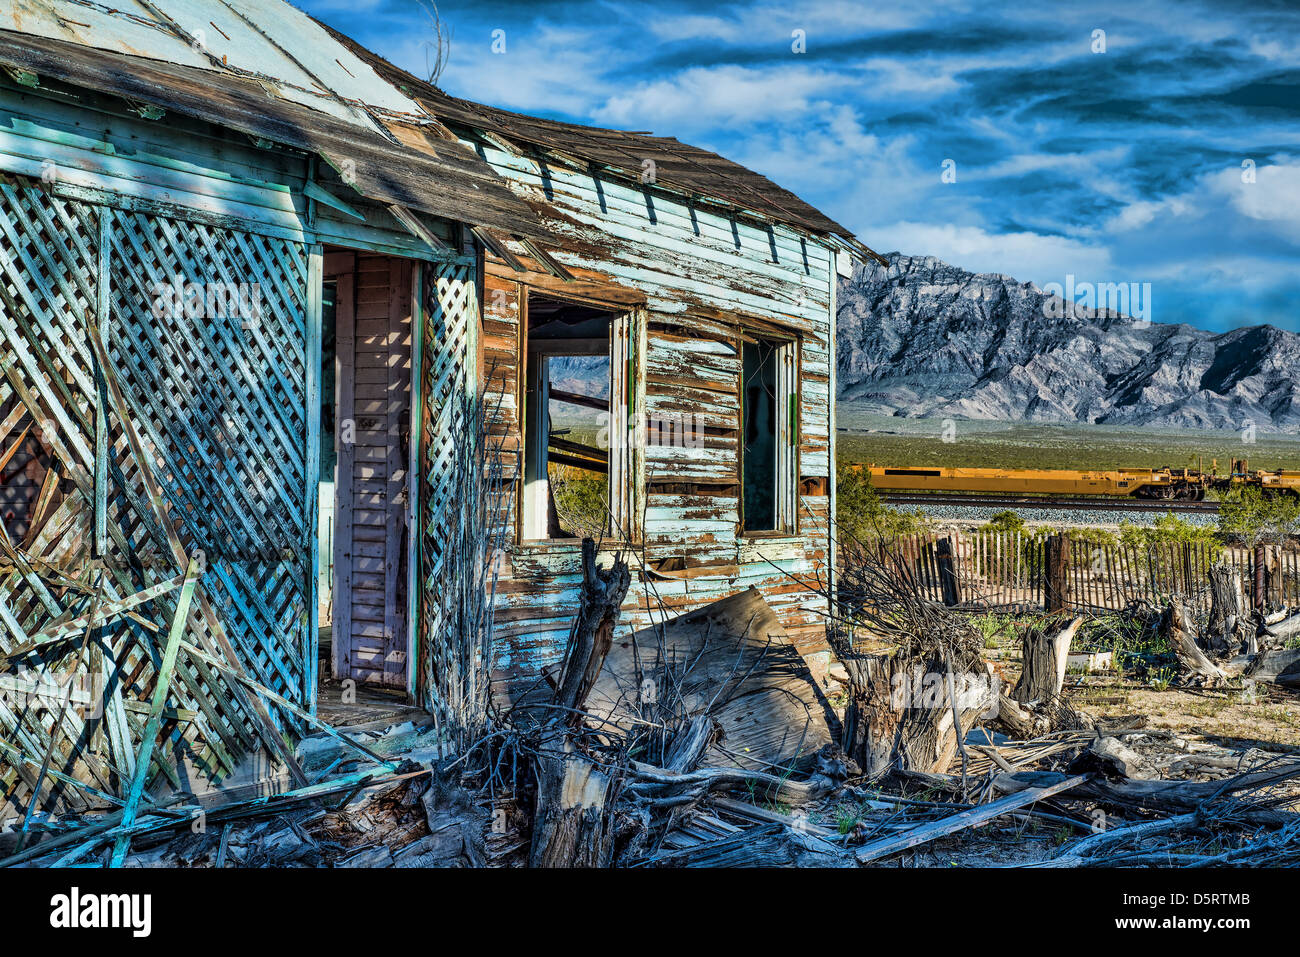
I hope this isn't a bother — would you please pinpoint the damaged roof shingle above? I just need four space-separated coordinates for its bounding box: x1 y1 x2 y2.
318 21 887 264
0 28 555 240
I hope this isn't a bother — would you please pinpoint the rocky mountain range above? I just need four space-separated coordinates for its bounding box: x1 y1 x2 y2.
836 254 1300 433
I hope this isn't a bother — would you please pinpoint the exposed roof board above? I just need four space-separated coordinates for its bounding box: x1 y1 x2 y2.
321 22 886 263
4 0 422 132
0 28 553 239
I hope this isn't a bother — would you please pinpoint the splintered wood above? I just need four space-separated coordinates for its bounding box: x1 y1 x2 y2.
0 174 321 831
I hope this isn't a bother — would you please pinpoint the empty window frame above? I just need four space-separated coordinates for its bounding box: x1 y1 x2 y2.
740 333 798 534
521 293 633 541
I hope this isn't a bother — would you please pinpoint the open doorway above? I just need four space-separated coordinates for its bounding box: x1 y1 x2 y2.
319 249 414 694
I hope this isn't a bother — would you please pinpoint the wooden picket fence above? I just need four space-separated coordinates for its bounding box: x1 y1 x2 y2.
859 530 1300 615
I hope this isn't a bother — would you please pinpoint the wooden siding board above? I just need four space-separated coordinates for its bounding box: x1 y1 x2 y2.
466 119 837 701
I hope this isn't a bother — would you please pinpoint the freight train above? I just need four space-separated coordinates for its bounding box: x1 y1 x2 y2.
855 460 1300 500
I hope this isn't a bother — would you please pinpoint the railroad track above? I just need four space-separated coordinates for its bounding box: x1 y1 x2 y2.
880 493 1222 513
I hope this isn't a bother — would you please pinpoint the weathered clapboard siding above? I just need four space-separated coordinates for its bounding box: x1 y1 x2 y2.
471 138 839 699
0 77 455 256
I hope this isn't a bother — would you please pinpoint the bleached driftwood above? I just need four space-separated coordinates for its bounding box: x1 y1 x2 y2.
1162 600 1227 684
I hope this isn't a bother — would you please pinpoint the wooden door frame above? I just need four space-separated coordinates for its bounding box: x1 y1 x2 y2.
330 258 357 682
304 244 323 713
405 262 423 700
325 251 418 690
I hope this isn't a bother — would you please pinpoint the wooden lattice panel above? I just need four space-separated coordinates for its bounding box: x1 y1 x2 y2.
416 260 483 730
0 174 311 821
103 208 311 706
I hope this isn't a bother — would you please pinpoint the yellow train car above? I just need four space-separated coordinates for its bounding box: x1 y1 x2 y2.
859 465 1204 499
1256 470 1300 496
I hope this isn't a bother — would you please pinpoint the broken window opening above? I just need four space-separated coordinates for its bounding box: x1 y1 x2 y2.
0 395 58 546
522 295 630 541
741 335 797 534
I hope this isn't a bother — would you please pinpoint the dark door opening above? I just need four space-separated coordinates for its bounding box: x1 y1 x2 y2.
321 249 413 691
741 334 796 534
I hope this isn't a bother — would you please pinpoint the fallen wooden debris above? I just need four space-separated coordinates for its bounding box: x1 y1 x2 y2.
584 586 834 773
110 556 201 868
991 759 1300 815
1086 736 1156 780
645 822 853 868
1259 611 1300 645
625 761 834 807
1035 812 1201 867
1245 647 1300 688
10 512 1299 870
853 774 1089 864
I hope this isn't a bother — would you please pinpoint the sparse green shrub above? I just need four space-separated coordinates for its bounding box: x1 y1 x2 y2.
1121 511 1222 561
835 463 929 542
1218 486 1300 548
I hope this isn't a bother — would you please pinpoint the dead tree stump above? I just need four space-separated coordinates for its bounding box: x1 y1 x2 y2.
838 650 993 780
1012 616 1082 706
1162 599 1227 685
529 738 621 868
529 538 632 868
991 616 1083 738
1207 563 1249 655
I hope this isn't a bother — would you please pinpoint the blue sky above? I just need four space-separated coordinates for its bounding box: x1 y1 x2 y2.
299 0 1300 334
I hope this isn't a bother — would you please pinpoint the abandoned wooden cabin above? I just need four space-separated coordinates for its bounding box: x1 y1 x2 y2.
364 78 888 700
0 0 882 821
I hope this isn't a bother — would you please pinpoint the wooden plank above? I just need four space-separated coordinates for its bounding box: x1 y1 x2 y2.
304 244 322 712
92 205 109 557
110 556 201 868
332 269 356 681
382 254 409 690
854 774 1089 864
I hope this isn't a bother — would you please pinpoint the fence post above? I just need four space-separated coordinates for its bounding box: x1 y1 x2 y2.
1046 534 1071 613
1252 543 1267 612
936 537 961 607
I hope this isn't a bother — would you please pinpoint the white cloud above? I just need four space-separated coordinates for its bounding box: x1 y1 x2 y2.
1221 163 1300 238
971 146 1130 181
643 1 935 44
594 64 847 131
871 220 1117 284
433 23 616 116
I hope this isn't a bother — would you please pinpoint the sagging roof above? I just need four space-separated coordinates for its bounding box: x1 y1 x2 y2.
0 5 551 240
319 22 887 265
4 0 424 132
0 0 882 262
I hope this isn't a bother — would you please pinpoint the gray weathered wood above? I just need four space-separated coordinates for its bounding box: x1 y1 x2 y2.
332 267 356 682
854 773 1089 864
